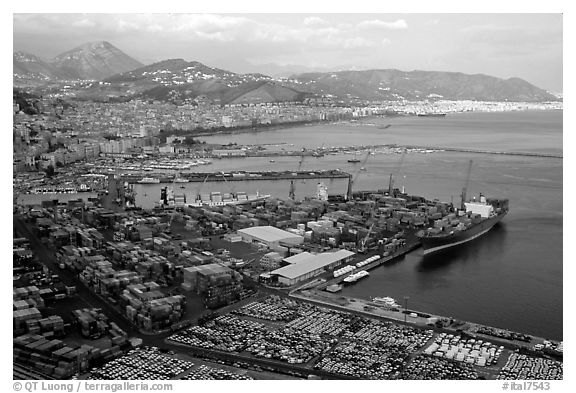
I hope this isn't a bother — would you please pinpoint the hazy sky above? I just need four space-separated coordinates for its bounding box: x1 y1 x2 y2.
13 13 563 92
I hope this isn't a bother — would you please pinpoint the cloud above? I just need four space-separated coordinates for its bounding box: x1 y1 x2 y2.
343 37 375 49
13 14 392 66
459 24 505 34
358 19 408 30
72 18 96 28
303 16 328 26
459 23 562 51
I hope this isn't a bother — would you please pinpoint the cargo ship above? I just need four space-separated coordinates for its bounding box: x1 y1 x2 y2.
343 270 370 284
185 191 270 208
417 195 508 255
160 187 271 208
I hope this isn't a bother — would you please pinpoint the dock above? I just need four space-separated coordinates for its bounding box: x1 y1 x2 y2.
123 170 351 184
312 240 421 290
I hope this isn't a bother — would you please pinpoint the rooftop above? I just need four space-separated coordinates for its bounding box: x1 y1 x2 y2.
238 225 303 243
183 263 231 276
271 249 355 280
282 252 315 265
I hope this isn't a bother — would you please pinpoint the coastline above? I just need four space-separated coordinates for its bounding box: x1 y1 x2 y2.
179 108 563 139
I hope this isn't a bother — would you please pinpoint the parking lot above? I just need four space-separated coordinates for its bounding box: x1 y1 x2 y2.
86 347 195 380
165 294 563 380
497 353 562 380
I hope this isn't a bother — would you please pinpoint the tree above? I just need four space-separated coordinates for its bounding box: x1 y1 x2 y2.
183 135 197 145
45 164 55 178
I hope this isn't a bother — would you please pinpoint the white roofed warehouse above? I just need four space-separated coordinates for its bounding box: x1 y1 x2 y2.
270 249 355 286
237 226 304 252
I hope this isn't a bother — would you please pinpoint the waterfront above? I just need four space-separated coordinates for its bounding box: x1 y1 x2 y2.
202 110 563 156
195 110 563 341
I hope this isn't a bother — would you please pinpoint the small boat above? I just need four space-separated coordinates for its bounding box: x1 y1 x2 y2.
269 159 275 163
343 270 369 284
326 284 343 293
372 296 401 308
347 158 361 163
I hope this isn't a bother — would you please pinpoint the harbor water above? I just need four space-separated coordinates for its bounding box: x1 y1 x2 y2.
160 110 563 340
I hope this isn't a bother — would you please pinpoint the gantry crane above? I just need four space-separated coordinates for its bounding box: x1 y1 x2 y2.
460 160 473 210
346 150 371 200
388 148 407 197
289 152 306 200
220 171 236 195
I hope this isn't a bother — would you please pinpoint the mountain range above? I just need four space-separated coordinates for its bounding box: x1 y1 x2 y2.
13 41 559 103
14 41 142 81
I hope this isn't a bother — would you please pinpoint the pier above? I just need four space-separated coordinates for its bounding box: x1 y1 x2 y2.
207 143 562 160
308 240 422 291
123 169 351 184
398 144 563 159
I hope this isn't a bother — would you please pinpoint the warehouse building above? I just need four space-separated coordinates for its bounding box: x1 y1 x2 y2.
269 249 355 286
237 226 304 251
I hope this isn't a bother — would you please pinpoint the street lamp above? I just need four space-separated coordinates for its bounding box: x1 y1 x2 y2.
403 296 410 323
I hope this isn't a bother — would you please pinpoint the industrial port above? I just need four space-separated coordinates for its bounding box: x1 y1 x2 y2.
12 162 563 380
12 17 563 382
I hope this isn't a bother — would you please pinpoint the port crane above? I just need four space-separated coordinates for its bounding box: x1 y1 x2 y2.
289 152 306 200
460 160 473 210
167 174 186 228
358 222 375 253
388 148 406 197
190 174 211 206
346 150 370 200
220 171 236 195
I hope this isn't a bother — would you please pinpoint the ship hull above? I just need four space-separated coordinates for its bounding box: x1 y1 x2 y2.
186 195 270 208
418 213 505 255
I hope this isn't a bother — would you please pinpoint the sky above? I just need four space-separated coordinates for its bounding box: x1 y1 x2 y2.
13 13 563 92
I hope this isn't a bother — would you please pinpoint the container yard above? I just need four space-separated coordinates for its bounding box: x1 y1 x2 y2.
13 177 563 380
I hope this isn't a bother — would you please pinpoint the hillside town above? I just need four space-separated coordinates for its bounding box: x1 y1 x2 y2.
13 93 561 174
